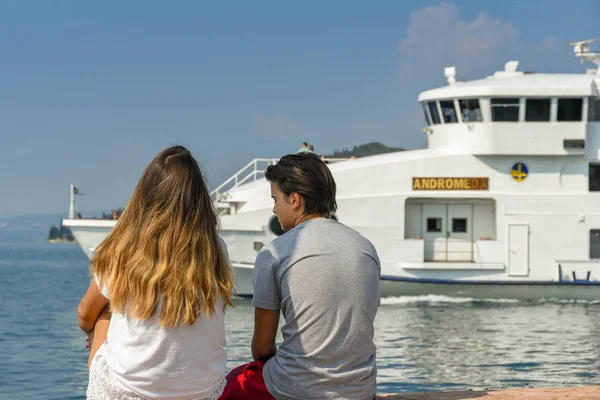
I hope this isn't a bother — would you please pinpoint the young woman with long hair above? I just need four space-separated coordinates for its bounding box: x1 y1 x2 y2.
77 146 234 399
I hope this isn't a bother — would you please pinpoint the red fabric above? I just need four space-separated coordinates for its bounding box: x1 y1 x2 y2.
219 361 276 400
220 361 377 400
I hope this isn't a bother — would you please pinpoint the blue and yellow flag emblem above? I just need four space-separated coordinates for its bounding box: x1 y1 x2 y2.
511 162 528 182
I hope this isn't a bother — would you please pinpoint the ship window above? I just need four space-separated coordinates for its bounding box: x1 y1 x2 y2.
427 102 441 124
591 230 600 259
491 98 519 121
589 164 600 192
439 100 458 123
557 98 583 121
564 139 585 149
459 99 482 122
427 218 442 233
590 97 600 122
422 103 432 126
526 98 551 121
452 218 467 233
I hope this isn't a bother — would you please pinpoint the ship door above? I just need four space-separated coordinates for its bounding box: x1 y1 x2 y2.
423 203 474 262
423 204 447 261
447 204 473 261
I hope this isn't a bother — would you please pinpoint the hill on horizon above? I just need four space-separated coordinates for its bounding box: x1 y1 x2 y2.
326 142 404 158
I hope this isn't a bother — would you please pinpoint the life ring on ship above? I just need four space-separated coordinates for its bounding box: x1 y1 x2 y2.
269 215 285 236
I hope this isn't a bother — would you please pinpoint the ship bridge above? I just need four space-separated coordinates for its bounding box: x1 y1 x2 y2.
418 59 600 158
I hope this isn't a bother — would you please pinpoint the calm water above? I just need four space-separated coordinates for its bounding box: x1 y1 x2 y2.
2 229 600 399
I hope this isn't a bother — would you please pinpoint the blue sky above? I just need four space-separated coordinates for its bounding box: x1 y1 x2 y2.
0 0 597 216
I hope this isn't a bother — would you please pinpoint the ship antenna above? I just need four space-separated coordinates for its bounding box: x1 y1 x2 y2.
569 38 600 73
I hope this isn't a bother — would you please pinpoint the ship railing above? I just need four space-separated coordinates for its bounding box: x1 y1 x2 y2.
210 158 278 202
556 259 600 282
210 157 349 202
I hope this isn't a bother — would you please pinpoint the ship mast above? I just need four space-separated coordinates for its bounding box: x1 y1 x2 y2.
570 38 600 74
68 183 75 219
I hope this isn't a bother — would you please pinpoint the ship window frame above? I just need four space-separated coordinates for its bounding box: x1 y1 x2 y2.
458 99 483 122
589 97 600 122
422 103 432 126
557 98 583 122
427 101 441 125
525 98 551 122
589 163 600 192
590 230 600 259
439 100 458 123
491 98 520 122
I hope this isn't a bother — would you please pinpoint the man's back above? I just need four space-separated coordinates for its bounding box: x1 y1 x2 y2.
253 218 380 400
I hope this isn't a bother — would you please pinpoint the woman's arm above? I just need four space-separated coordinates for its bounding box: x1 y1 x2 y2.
77 279 108 335
88 304 111 370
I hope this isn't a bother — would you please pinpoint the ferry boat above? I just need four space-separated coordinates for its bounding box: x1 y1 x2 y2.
64 39 600 299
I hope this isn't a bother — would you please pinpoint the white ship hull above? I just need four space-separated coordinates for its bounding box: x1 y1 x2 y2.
62 219 116 259
210 151 600 300
62 206 600 300
380 278 600 300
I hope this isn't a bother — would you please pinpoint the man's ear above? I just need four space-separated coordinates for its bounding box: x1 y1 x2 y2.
290 192 303 210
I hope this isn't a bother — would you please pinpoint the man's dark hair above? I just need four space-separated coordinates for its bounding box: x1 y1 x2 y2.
302 141 308 147
265 153 337 217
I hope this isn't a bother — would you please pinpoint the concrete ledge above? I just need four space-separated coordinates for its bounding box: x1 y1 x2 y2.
376 386 600 400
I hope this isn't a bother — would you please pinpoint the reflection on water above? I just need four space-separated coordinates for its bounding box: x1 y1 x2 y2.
2 236 600 398
227 296 600 394
375 296 600 393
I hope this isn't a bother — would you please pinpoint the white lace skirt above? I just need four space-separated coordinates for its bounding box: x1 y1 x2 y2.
87 342 227 400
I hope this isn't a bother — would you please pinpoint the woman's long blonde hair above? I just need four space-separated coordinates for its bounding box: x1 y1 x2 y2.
91 146 234 327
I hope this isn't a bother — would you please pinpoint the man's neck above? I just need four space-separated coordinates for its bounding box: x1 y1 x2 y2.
294 213 326 228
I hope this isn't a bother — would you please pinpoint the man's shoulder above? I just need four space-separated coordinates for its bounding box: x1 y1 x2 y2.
332 221 376 248
259 226 312 266
257 243 277 261
270 226 302 247
256 237 289 265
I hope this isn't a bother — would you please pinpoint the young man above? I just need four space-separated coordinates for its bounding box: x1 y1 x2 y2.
297 141 309 153
220 153 380 400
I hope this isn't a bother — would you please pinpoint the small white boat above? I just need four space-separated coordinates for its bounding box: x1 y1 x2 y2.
64 39 600 299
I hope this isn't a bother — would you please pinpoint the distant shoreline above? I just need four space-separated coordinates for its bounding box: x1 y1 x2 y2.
47 238 74 243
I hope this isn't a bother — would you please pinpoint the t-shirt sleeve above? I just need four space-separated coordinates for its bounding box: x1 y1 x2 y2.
371 245 382 308
219 236 230 260
94 274 110 299
252 248 280 310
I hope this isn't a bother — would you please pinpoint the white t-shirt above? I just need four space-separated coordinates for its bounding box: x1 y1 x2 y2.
94 240 229 400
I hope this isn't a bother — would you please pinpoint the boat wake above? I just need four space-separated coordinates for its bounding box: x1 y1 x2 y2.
380 295 519 305
534 298 600 305
380 295 600 306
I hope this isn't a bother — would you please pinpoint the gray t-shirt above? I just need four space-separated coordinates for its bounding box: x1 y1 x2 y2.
252 218 380 400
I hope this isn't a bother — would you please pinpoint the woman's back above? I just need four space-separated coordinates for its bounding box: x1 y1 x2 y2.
101 290 227 398
83 146 234 400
